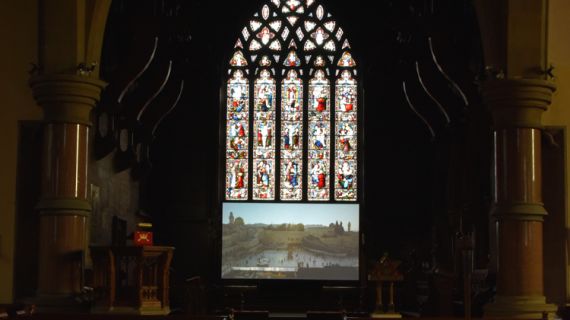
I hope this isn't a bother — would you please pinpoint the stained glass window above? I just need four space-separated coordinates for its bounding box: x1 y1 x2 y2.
308 70 330 201
253 70 276 200
281 70 303 200
225 0 360 203
226 70 249 200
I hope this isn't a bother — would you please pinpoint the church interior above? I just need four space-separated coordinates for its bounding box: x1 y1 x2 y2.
2 0 570 319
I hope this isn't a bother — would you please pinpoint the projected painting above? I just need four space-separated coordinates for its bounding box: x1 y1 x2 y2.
222 203 359 280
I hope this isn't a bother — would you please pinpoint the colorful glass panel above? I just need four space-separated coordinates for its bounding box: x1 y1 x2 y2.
336 28 344 40
284 51 301 67
270 21 282 32
269 40 282 50
304 40 316 51
257 27 276 45
228 0 359 203
324 40 336 51
282 27 290 40
281 70 304 200
262 5 271 20
250 20 262 32
338 51 356 67
250 39 262 51
324 21 336 32
335 70 357 201
287 0 301 10
305 20 317 32
316 5 324 20
260 56 272 66
314 56 326 66
229 51 248 67
311 27 329 45
287 16 299 26
253 70 276 200
226 70 249 200
308 70 330 201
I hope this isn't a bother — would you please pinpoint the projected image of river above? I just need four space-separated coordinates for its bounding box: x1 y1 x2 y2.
221 203 360 280
236 249 358 270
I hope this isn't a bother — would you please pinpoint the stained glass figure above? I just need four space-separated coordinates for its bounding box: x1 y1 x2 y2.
284 51 301 67
314 56 326 66
338 51 356 67
253 70 276 200
281 70 304 200
335 70 357 200
260 56 272 66
308 70 330 201
226 70 249 200
257 27 276 45
230 51 248 67
311 27 329 45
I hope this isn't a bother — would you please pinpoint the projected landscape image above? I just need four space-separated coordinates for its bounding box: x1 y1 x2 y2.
222 203 359 280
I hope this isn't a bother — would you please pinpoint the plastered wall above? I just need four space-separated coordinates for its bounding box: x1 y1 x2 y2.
0 0 42 303
542 0 570 304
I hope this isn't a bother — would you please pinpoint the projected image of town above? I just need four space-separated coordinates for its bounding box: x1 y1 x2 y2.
222 203 359 280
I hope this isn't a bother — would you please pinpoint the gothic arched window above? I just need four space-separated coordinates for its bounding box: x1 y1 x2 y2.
225 0 359 202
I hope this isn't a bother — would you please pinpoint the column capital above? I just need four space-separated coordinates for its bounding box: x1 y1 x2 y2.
482 79 556 129
29 74 107 126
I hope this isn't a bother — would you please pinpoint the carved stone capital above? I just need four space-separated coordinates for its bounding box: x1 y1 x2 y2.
482 79 556 129
29 74 107 125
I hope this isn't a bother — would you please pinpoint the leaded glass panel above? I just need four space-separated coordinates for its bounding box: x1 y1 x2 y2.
226 0 359 203
253 70 276 200
308 70 330 201
335 70 357 201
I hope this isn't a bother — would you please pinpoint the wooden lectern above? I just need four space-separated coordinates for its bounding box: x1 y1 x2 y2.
90 246 174 315
369 254 404 318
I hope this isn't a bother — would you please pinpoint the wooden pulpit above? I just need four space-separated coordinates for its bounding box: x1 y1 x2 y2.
90 246 174 315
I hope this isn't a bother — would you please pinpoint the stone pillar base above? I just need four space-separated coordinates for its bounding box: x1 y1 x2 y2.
484 295 558 319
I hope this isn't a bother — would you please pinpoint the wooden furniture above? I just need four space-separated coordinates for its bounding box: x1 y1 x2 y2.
369 255 403 319
90 246 174 315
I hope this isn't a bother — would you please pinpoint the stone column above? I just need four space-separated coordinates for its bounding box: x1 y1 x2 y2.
29 74 105 309
483 79 558 318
